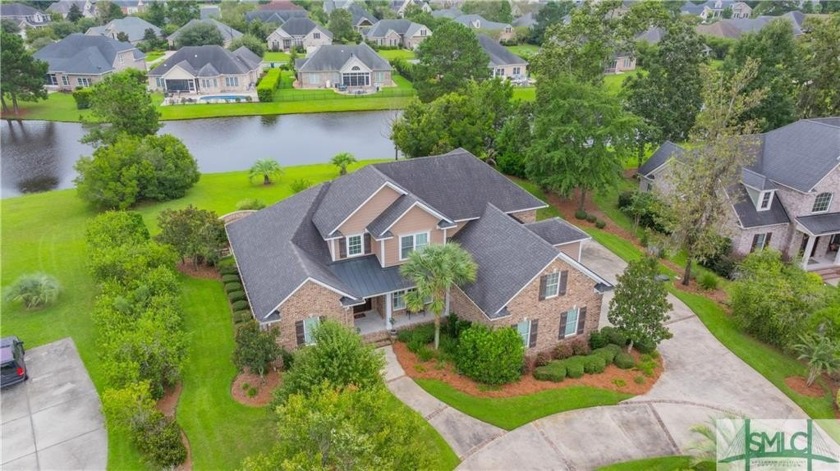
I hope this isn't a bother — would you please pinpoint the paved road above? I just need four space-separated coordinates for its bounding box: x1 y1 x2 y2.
1 338 107 470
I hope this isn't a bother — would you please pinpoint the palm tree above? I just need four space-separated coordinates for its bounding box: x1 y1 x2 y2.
3 273 61 309
400 243 477 350
249 159 283 185
793 333 840 386
330 152 357 176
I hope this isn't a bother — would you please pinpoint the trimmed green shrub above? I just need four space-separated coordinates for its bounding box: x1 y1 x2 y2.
257 69 281 102
219 265 238 276
535 351 553 367
456 324 524 385
585 214 597 223
574 209 588 220
233 310 252 323
602 326 629 347
533 361 566 382
698 271 719 291
227 290 246 303
222 274 240 283
618 191 633 209
132 411 187 468
397 323 435 345
554 342 574 359
235 198 265 211
444 313 472 339
72 87 93 109
416 345 435 362
588 330 609 349
592 344 621 364
565 357 585 378
231 300 249 311
407 338 425 354
634 338 656 354
595 220 606 229
614 351 635 369
218 256 236 269
224 282 242 293
583 355 607 374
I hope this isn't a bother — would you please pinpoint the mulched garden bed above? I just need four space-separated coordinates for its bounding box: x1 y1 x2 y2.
784 376 827 398
393 341 662 398
156 384 193 471
231 369 281 407
177 261 221 280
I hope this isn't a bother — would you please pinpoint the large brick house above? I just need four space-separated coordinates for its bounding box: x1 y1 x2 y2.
639 118 840 276
227 150 611 353
34 34 146 91
266 17 332 53
294 43 393 90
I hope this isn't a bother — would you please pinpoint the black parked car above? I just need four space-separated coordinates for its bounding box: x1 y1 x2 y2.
0 336 27 389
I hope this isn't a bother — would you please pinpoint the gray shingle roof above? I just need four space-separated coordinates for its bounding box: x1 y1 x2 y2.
525 218 590 246
297 43 391 72
696 13 804 39
431 7 461 18
796 212 840 236
741 168 777 191
34 33 139 74
168 18 243 44
454 14 511 31
729 186 790 229
367 194 417 238
149 45 260 77
86 16 160 43
639 140 685 177
246 10 308 24
0 3 40 16
348 4 377 26
454 204 565 318
372 149 546 221
477 34 526 67
279 17 324 36
328 255 414 298
365 19 425 38
636 27 666 44
47 1 86 15
312 165 401 238
512 12 535 28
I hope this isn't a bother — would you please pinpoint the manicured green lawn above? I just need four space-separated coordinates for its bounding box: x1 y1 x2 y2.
417 379 632 430
384 393 461 470
512 86 536 102
505 44 539 59
377 49 416 61
145 50 165 63
603 72 628 96
598 455 694 471
0 161 381 469
263 51 291 63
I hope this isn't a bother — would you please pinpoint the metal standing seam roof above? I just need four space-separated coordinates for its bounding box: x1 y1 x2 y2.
796 212 840 236
328 255 414 298
148 45 260 77
477 34 526 67
33 33 140 75
296 43 392 72
524 218 591 246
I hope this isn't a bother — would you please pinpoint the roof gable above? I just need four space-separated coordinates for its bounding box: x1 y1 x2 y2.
477 34 525 67
297 43 391 72
34 33 138 74
149 45 259 77
753 119 840 192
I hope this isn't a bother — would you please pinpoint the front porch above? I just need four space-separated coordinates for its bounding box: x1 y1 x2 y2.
353 308 440 336
796 213 840 279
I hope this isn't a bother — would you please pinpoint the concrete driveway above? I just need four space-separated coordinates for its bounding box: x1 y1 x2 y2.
456 242 812 470
1 338 107 470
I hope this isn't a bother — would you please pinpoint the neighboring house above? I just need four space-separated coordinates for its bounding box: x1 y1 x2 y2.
47 0 96 19
453 14 515 42
605 52 635 74
696 11 806 39
0 3 50 37
513 11 536 28
167 18 243 48
681 0 752 21
267 17 333 53
431 7 462 19
364 19 431 49
323 2 378 32
245 9 309 26
226 149 611 353
259 0 305 11
390 0 431 17
477 34 527 80
200 5 221 20
295 43 393 90
85 16 161 44
34 33 146 91
110 0 147 15
639 118 840 275
148 45 261 94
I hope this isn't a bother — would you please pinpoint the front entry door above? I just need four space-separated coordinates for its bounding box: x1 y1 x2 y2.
353 298 371 314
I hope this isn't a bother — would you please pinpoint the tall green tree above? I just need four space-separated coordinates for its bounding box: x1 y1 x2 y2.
167 1 200 27
228 34 266 57
175 22 224 47
328 9 354 43
156 206 226 266
413 22 490 102
400 243 478 350
0 32 48 115
530 0 573 44
219 0 256 32
98 1 124 23
608 257 672 352
81 70 160 145
67 3 83 22
495 100 532 177
725 18 803 131
143 0 167 26
668 60 765 285
623 21 706 163
232 322 282 378
798 14 840 118
526 74 640 210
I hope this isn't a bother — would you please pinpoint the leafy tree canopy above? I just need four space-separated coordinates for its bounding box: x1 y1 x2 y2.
175 21 224 48
608 257 672 351
229 34 266 57
156 206 226 266
82 69 160 146
798 14 840 118
530 0 574 44
167 0 200 27
328 9 355 43
461 0 513 23
0 31 48 115
413 22 490 102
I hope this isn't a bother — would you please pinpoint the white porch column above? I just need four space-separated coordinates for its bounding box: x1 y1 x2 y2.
385 293 392 330
834 241 840 265
802 234 816 269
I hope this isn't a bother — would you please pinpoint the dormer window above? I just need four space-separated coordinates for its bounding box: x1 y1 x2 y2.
346 234 363 257
812 193 832 213
758 191 772 211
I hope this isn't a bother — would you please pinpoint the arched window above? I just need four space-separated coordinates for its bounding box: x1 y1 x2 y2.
351 66 361 71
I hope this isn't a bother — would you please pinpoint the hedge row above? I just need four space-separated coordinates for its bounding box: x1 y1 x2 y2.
257 69 282 102
533 344 633 383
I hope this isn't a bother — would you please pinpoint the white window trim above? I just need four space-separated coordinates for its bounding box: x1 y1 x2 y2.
812 193 833 214
517 318 531 347
399 231 430 261
346 233 364 257
757 190 773 211
392 290 406 310
753 233 768 251
303 316 320 345
562 307 579 339
543 271 560 299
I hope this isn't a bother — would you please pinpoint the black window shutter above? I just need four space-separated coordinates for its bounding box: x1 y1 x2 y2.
319 315 326 324
576 307 587 335
751 234 759 252
295 320 305 346
538 275 547 301
339 237 347 258
765 232 772 248
364 234 371 254
558 312 568 339
559 271 569 295
529 319 539 348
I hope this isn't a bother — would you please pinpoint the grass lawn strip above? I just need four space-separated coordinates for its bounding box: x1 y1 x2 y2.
597 455 694 471
416 379 632 431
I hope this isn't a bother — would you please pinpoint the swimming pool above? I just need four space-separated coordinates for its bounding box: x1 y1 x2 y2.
198 95 253 102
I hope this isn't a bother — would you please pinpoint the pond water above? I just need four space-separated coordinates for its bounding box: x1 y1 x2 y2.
0 111 399 198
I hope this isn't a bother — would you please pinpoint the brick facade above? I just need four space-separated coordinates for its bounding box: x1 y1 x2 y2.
273 281 350 351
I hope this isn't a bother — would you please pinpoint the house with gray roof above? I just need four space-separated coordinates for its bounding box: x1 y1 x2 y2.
245 9 308 25
639 118 840 279
47 0 96 19
477 34 527 80
364 19 431 49
85 16 161 44
148 45 261 94
167 18 243 48
454 14 515 41
322 1 378 31
1 3 50 38
226 149 611 352
431 7 461 19
696 11 805 40
390 0 431 17
266 17 333 53
295 43 392 90
34 33 146 91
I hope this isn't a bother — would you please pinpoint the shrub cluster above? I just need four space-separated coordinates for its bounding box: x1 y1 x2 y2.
88 212 187 467
617 190 671 233
235 198 266 211
533 344 624 383
456 324 524 385
233 321 282 377
257 69 282 102
389 58 415 82
72 87 93 109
